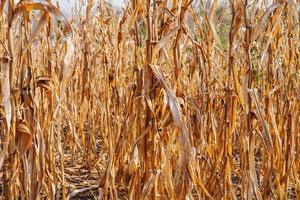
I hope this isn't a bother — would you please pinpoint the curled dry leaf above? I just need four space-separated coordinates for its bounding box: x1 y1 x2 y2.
149 65 182 128
16 119 32 156
149 64 191 194
0 0 297 199
141 170 160 199
22 12 49 54
232 63 247 112
128 145 139 175
13 1 73 60
152 26 180 62
36 76 54 92
248 89 273 150
187 150 213 199
59 35 75 102
204 0 221 45
251 2 282 43
14 1 72 35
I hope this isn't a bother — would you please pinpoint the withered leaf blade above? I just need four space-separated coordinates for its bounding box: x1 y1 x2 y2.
251 2 281 42
141 170 160 199
36 76 54 91
14 1 73 36
149 64 191 195
149 64 182 128
0 57 11 130
152 26 180 60
248 89 273 150
22 12 49 54
59 35 75 102
16 119 32 156
233 63 247 112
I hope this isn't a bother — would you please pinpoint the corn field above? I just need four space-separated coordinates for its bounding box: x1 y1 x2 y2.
0 0 299 199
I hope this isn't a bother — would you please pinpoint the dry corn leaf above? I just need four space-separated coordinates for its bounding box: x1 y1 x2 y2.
251 2 281 42
248 89 273 150
0 0 297 199
0 57 11 130
149 64 191 194
149 65 182 128
36 76 54 91
187 157 213 199
249 131 263 200
141 170 160 199
21 12 49 54
205 0 221 45
152 26 180 61
86 0 94 23
128 145 139 175
233 63 247 112
59 36 75 102
16 119 32 156
14 1 72 35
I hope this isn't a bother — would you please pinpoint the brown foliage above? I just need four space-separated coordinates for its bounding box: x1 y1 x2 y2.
0 0 299 199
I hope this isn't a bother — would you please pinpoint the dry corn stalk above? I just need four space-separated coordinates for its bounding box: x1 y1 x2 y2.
0 0 298 199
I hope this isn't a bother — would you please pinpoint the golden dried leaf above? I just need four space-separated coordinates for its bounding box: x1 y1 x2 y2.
248 89 273 150
36 76 54 91
233 63 247 112
128 145 139 175
141 170 160 199
14 1 72 36
16 119 32 156
0 57 11 130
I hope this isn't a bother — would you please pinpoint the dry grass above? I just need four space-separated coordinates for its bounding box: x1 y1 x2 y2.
0 0 299 199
